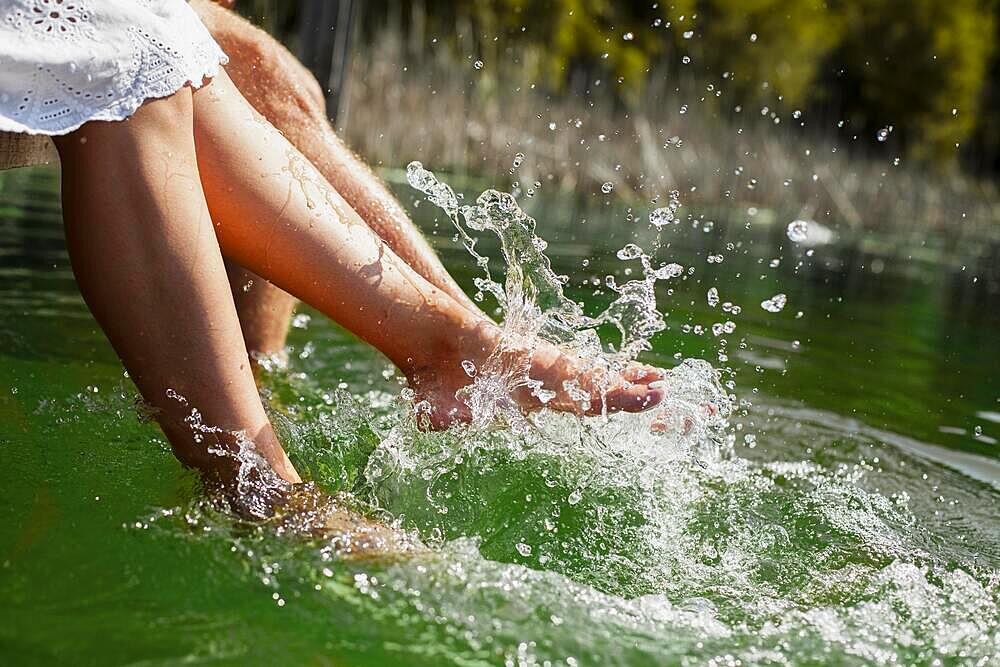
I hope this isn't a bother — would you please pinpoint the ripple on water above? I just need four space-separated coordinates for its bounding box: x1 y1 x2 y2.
133 381 1000 666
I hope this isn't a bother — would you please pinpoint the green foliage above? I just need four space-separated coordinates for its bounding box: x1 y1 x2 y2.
467 0 694 100
692 0 844 108
833 0 996 164
241 0 1000 170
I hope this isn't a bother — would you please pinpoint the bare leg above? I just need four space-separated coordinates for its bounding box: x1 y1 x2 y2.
191 0 479 359
224 259 297 361
189 72 664 428
53 90 301 488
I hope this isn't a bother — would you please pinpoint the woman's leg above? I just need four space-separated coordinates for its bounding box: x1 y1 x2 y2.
191 0 481 366
53 89 301 488
189 72 664 427
193 0 478 312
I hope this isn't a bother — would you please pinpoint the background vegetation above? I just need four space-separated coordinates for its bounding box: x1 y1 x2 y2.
235 0 1000 232
240 0 1000 171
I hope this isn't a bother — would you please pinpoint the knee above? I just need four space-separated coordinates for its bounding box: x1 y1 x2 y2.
54 87 193 159
198 4 327 119
253 37 327 115
247 35 328 119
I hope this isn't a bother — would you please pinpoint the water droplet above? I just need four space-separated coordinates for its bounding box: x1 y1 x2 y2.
786 220 809 243
649 190 681 227
601 182 614 194
622 32 634 41
654 263 684 279
683 30 694 39
473 59 484 70
461 360 477 377
707 287 719 307
760 293 787 313
515 542 533 557
616 243 643 260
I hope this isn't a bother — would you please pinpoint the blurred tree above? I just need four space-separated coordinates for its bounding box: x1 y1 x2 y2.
234 0 299 42
239 0 1000 171
967 13 1000 173
830 0 996 165
499 0 685 100
691 0 843 109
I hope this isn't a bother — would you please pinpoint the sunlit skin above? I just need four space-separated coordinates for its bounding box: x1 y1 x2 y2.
53 93 302 488
50 29 668 523
192 0 480 361
191 2 671 426
190 71 668 425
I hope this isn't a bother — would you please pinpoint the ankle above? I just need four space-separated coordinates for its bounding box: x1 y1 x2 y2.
397 310 500 378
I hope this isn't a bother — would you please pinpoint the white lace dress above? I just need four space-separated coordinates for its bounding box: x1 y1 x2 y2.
0 0 227 165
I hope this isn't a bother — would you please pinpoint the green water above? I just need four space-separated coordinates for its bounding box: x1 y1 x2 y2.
1 165 999 666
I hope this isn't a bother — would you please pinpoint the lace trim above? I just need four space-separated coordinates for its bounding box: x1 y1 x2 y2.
0 0 230 136
0 54 227 136
4 0 94 41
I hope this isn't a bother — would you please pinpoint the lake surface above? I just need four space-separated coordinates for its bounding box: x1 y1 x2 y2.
1 164 999 665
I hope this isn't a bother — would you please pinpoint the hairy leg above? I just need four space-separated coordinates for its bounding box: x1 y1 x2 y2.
192 0 479 334
53 89 301 488
190 72 663 427
192 71 477 376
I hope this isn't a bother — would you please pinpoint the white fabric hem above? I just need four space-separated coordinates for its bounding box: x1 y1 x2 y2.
0 53 229 137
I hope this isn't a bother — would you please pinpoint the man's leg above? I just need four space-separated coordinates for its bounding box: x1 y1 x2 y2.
224 260 298 362
193 0 480 364
188 70 664 428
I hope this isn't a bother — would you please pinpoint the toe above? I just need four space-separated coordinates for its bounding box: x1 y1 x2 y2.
593 383 663 414
648 409 693 434
622 363 667 386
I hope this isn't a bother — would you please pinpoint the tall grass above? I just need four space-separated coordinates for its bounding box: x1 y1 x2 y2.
338 30 1000 238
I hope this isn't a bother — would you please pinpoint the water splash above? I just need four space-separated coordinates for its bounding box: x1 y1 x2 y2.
138 381 1000 666
9 110 998 664
164 388 289 519
406 162 704 427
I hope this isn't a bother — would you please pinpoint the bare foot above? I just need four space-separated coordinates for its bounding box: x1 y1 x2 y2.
404 320 666 429
649 402 718 435
270 483 418 557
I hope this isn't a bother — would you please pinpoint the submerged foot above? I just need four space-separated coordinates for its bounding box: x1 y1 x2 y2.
404 323 665 429
271 483 418 557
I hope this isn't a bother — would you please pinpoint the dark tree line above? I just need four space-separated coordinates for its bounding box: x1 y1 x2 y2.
241 0 1000 174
